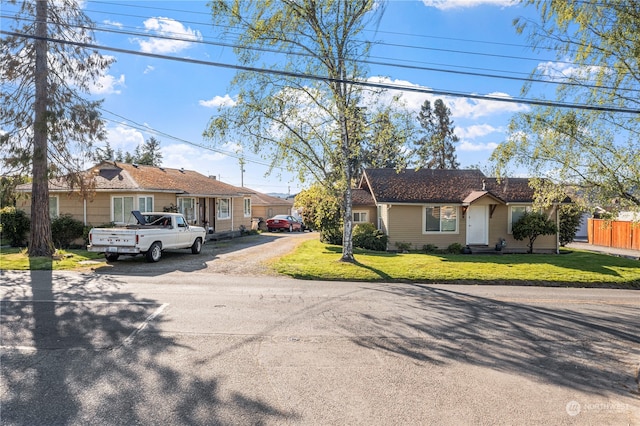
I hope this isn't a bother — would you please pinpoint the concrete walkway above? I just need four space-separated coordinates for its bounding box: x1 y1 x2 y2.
566 241 640 260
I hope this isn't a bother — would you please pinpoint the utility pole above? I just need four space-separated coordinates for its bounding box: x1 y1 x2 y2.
239 158 245 188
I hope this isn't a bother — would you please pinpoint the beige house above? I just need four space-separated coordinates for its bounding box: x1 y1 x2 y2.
16 161 254 238
356 168 563 253
244 189 293 220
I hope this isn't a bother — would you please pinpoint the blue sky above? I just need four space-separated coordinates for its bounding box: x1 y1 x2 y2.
5 0 557 195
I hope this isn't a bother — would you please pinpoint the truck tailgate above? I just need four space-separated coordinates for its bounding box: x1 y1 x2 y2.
90 229 137 247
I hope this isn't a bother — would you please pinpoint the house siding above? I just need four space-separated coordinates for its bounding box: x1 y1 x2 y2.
252 205 291 220
383 203 558 253
385 205 465 250
352 205 377 227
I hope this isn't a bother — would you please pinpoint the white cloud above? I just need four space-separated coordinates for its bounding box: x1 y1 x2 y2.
366 77 528 119
143 65 155 74
161 143 244 173
458 140 499 151
199 94 237 108
536 60 605 82
89 73 125 95
106 125 145 152
103 19 123 29
422 0 517 10
449 92 529 119
456 123 502 139
135 17 202 54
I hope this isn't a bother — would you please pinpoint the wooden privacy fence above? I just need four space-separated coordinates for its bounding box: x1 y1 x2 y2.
588 218 640 251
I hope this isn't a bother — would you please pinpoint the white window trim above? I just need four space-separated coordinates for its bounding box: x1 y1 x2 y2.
138 195 154 213
508 205 532 234
422 205 460 234
178 197 196 223
217 198 231 220
112 195 134 224
49 195 59 218
243 198 251 217
353 210 368 224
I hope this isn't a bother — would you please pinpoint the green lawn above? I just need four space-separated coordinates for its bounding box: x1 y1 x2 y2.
269 240 640 288
0 247 105 270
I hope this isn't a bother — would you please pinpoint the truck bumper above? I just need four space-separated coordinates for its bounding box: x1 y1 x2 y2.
87 245 141 255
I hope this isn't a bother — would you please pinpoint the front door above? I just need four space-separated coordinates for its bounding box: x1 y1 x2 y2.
466 205 488 245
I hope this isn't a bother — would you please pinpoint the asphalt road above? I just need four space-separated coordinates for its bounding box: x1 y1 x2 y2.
1 233 639 425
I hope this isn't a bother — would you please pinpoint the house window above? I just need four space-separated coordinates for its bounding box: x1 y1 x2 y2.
138 196 153 213
113 196 134 223
217 198 230 219
509 205 532 233
424 206 458 233
353 211 368 223
49 196 59 218
244 198 251 217
178 198 196 223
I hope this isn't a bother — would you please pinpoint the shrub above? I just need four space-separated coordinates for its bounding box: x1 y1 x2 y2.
295 184 343 245
512 211 558 253
321 226 343 245
395 241 412 252
446 243 464 254
0 207 30 247
51 214 85 248
352 223 388 251
422 244 438 254
559 204 583 246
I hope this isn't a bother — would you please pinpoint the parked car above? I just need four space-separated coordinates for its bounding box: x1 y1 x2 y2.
266 215 302 232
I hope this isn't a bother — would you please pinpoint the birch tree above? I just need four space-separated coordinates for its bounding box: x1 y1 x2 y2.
1 0 113 256
491 0 640 212
203 0 385 262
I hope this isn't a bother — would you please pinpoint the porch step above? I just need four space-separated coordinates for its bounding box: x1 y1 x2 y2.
467 245 504 254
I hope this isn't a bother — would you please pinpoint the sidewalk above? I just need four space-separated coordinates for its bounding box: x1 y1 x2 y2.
566 241 640 260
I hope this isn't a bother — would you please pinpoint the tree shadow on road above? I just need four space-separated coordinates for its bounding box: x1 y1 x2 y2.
349 283 640 399
0 269 299 424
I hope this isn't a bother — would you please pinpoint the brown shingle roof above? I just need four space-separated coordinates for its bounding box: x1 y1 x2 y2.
17 162 249 197
352 188 375 206
243 188 293 207
107 162 248 196
361 168 536 204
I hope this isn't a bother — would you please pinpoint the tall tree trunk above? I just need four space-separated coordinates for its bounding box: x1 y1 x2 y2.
29 0 54 257
340 111 354 263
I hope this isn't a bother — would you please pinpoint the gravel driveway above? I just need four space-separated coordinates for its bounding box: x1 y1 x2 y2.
92 231 317 276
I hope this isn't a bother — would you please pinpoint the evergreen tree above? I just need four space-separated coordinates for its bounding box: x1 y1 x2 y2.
93 141 116 162
1 0 114 256
414 99 460 170
135 137 163 166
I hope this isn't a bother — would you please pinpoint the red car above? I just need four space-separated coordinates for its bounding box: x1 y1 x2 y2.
266 215 302 232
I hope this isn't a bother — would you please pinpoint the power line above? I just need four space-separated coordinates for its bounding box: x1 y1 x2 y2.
3 30 639 115
3 10 635 96
99 108 277 169
4 4 633 95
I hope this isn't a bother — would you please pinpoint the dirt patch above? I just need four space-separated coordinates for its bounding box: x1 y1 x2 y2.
204 232 317 275
92 232 317 276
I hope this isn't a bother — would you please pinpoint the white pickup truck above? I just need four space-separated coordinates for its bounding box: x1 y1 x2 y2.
87 211 206 262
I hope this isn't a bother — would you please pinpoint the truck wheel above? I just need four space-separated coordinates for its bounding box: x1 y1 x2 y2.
191 238 202 254
105 253 119 262
146 242 162 262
